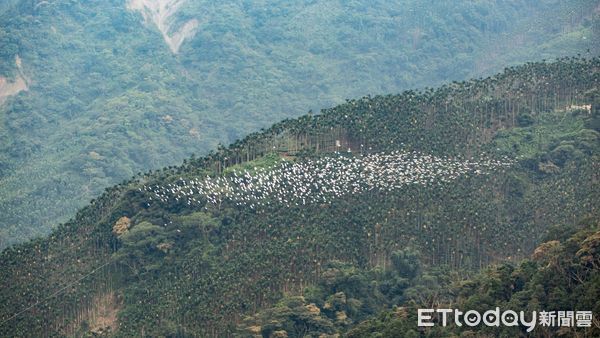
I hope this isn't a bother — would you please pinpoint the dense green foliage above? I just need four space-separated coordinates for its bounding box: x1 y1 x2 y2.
0 58 597 337
1 0 599 247
345 221 600 337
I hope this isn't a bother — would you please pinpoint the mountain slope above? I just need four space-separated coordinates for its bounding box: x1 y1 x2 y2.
344 222 600 337
0 58 598 337
0 0 598 248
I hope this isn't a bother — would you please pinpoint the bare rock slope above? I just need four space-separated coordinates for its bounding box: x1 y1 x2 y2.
128 0 198 53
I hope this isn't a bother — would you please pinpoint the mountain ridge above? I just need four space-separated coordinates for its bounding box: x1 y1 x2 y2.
0 0 598 248
0 57 598 337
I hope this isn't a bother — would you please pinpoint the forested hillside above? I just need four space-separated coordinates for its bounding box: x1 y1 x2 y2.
1 0 598 247
0 58 598 337
344 222 600 337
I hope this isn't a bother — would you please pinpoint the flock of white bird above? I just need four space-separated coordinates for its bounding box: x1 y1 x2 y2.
141 150 513 210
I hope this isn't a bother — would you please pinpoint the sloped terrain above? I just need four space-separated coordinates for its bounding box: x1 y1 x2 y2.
127 0 198 53
0 55 26 105
0 58 598 337
0 0 598 248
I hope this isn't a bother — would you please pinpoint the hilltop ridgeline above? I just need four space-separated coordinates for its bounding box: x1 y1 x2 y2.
0 57 598 337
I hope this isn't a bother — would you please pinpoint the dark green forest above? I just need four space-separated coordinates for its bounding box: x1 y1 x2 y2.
1 0 598 248
0 58 598 337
